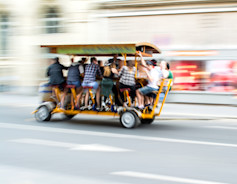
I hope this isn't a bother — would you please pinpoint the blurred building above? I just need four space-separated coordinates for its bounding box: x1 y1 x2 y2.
1 0 237 94
95 0 237 93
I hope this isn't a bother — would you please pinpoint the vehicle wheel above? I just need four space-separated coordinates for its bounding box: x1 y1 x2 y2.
120 111 140 128
141 117 155 124
64 114 75 120
35 105 51 122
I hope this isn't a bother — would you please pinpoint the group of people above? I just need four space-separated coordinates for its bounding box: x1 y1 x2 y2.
46 52 173 111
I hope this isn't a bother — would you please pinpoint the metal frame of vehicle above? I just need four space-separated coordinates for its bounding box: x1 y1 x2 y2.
34 42 172 128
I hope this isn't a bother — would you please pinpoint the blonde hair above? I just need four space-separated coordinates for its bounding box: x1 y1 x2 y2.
103 66 111 77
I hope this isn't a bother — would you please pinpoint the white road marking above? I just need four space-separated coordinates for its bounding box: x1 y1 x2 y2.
111 171 228 184
9 138 132 152
1 122 237 148
0 165 126 184
206 126 237 130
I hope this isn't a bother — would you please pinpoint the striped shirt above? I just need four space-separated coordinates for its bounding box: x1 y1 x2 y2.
119 66 136 86
83 63 102 83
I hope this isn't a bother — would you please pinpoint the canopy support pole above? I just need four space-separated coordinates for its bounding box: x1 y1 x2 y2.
122 53 127 66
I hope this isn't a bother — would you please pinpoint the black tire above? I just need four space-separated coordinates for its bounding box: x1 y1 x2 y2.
64 114 75 120
35 105 51 122
120 110 140 128
141 117 155 124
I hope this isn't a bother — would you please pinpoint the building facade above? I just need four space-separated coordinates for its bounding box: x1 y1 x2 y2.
0 0 237 94
95 0 237 92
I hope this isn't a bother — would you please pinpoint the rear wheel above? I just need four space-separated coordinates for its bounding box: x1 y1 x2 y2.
120 111 140 128
35 105 51 122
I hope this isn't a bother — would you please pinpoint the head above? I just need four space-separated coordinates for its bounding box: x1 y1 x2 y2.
70 56 75 63
53 57 59 63
160 60 167 70
151 59 157 66
146 60 154 69
126 60 133 67
108 59 114 68
113 54 118 60
98 60 103 67
81 57 87 64
166 62 170 70
104 61 111 67
90 57 98 64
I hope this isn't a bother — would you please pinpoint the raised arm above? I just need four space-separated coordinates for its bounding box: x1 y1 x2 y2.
138 51 149 69
111 67 119 75
143 68 153 82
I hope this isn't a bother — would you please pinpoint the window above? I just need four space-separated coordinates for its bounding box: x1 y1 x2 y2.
0 14 9 56
44 8 61 34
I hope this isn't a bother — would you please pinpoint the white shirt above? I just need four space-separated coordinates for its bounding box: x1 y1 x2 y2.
79 64 84 74
147 67 163 89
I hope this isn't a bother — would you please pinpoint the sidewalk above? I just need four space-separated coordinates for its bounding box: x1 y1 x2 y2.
0 93 237 120
166 91 237 106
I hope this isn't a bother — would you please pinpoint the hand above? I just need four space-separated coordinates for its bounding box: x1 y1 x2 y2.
138 51 142 57
111 68 118 74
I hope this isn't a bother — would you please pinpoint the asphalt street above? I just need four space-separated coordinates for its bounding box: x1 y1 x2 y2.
0 94 237 184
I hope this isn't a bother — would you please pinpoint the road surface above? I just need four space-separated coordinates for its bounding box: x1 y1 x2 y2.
0 94 237 184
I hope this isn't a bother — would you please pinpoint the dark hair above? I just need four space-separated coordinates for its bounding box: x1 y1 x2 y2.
146 60 153 66
151 59 157 66
82 57 87 61
90 57 97 63
54 57 59 63
166 62 170 70
126 60 133 67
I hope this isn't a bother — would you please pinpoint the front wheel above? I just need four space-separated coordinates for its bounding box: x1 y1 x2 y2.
141 117 155 124
63 114 75 120
35 105 51 122
120 111 140 128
